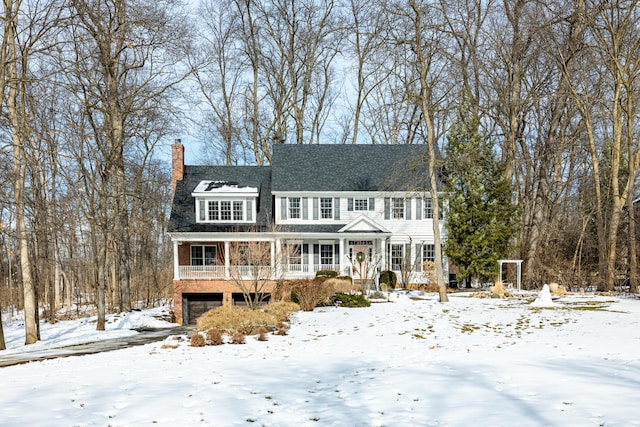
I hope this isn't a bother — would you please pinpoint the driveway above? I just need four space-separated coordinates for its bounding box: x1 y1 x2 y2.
0 326 192 368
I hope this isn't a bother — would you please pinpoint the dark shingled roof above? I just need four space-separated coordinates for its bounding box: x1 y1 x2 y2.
169 144 439 233
169 165 272 233
271 144 433 192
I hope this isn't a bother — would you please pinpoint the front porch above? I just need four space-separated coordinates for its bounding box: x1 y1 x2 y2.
172 236 440 284
172 238 389 281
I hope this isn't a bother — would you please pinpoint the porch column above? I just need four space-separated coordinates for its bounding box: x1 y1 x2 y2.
224 241 230 279
274 238 283 278
379 238 387 271
339 238 345 275
173 240 180 280
271 239 277 277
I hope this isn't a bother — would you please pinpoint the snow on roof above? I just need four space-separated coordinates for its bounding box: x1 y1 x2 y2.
192 180 258 196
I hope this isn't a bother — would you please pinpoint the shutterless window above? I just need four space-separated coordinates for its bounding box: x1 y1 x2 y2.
191 245 217 265
320 197 333 219
208 201 219 221
392 198 404 219
233 201 243 221
220 201 232 220
354 197 368 211
289 197 301 219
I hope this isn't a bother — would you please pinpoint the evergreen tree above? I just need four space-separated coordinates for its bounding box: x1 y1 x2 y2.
444 110 518 286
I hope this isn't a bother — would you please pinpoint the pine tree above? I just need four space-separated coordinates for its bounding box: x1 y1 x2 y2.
444 110 518 286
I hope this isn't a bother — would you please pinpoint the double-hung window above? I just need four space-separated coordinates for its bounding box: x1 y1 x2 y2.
208 201 219 220
191 245 217 266
220 201 232 220
289 197 301 219
233 201 243 221
422 244 435 263
423 197 443 220
392 198 404 219
320 197 333 219
391 244 404 270
354 197 368 211
320 244 334 267
202 199 247 222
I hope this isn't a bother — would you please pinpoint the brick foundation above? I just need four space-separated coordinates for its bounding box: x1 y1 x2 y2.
172 279 277 325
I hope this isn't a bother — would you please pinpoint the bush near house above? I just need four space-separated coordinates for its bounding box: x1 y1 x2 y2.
292 278 335 311
379 270 397 289
196 302 299 335
323 277 359 293
315 270 339 279
334 292 371 308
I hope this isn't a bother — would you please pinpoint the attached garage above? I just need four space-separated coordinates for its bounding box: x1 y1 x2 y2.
182 293 223 325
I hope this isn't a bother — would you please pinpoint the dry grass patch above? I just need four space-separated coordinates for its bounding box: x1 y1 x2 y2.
190 332 206 347
196 301 300 335
324 278 359 293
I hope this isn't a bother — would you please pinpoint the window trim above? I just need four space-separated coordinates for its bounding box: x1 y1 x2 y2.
392 198 404 219
196 197 255 223
391 244 404 270
320 197 333 219
354 197 368 211
288 197 301 219
191 245 218 266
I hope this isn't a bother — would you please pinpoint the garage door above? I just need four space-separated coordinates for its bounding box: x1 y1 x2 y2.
183 293 223 325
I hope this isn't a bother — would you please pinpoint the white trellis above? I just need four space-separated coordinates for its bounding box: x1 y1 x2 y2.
498 259 523 291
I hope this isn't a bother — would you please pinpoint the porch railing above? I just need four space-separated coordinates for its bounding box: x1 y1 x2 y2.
178 264 350 280
178 265 272 280
178 265 225 279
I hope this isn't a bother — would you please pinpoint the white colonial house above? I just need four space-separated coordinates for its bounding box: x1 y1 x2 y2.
169 143 447 324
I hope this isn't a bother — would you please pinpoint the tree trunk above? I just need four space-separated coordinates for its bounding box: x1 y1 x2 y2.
7 9 38 343
629 196 638 293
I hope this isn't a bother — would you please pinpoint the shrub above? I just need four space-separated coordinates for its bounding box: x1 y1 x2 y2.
368 291 386 300
422 261 437 284
334 292 371 308
190 333 206 347
324 277 359 293
335 275 353 283
230 331 246 344
206 328 224 345
275 321 290 336
292 278 335 311
489 282 505 298
273 280 295 302
315 270 339 279
379 270 397 289
196 302 299 335
262 301 300 323
255 326 269 341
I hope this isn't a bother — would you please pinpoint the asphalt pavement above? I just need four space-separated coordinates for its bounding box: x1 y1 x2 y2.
0 326 192 368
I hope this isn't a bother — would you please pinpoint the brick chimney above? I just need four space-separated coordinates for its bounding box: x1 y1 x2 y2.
171 140 184 194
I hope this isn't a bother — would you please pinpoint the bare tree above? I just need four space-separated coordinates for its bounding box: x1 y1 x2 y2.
226 231 293 309
385 0 452 301
67 0 189 327
559 0 640 291
193 0 246 165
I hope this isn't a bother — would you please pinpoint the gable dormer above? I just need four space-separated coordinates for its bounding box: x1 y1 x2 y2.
193 180 258 223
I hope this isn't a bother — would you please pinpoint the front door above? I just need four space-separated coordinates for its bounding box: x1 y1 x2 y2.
349 241 373 281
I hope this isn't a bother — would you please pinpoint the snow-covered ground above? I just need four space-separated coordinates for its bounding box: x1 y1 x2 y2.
1 291 639 426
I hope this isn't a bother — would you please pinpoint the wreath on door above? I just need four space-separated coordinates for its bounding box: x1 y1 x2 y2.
355 251 366 263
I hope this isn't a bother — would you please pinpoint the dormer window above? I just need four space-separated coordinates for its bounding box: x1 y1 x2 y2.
193 181 258 223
